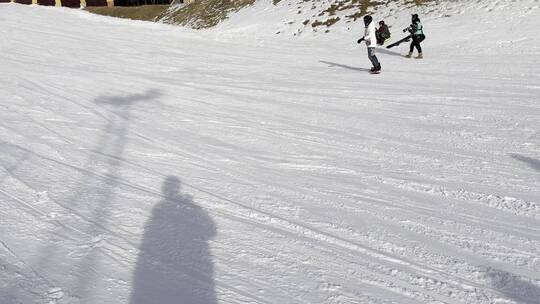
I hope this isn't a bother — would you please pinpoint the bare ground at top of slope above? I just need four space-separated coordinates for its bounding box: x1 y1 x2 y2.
85 5 169 22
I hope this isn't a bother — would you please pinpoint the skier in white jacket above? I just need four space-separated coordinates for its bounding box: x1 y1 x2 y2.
357 15 381 73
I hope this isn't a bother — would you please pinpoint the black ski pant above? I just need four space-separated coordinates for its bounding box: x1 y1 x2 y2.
367 47 380 68
409 34 425 54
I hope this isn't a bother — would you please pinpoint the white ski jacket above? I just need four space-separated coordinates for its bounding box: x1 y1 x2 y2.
363 22 377 48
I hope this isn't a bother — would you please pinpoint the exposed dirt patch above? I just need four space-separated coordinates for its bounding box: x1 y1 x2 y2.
85 5 170 22
159 0 256 29
84 0 436 29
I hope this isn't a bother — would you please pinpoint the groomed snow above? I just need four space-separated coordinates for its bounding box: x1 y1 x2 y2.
1 1 540 303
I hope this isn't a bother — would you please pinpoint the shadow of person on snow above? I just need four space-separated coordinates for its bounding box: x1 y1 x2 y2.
319 60 371 72
485 268 540 304
509 153 540 173
130 176 217 304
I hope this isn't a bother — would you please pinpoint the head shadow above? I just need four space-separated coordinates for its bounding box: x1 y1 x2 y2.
485 268 540 303
130 176 217 304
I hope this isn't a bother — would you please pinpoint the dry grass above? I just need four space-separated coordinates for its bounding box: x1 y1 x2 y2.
160 0 256 29
85 5 169 22
84 0 437 29
311 0 435 26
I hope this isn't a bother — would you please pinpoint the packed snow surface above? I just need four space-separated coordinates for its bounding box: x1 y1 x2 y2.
1 1 540 303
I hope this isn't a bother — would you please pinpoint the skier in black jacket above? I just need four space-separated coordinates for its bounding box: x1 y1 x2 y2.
404 14 425 59
376 21 391 45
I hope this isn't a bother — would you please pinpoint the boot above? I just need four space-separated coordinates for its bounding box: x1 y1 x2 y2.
415 53 423 59
405 52 412 58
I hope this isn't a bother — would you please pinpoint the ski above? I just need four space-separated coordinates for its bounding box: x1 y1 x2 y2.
386 35 412 49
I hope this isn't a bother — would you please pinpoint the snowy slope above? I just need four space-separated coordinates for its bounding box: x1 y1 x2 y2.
1 1 540 303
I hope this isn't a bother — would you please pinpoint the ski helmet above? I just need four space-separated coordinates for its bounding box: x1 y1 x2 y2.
363 15 373 26
379 20 385 25
412 14 420 21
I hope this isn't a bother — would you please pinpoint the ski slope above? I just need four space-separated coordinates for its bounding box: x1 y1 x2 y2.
1 1 540 303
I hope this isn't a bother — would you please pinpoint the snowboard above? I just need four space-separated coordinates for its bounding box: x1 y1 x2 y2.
386 35 412 49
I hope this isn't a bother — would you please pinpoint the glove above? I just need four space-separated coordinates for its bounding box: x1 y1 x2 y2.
403 28 408 33
357 38 364 44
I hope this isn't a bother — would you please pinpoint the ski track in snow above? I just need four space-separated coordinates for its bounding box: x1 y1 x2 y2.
1 1 540 303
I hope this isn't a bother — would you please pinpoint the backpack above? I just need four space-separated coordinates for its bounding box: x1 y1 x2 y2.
380 24 391 39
